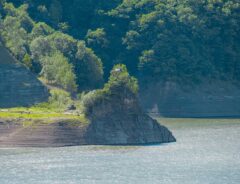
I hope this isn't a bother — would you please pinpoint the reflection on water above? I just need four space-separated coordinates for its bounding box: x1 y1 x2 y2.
0 118 240 184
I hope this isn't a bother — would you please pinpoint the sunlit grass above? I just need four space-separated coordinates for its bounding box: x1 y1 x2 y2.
0 106 89 126
0 111 77 119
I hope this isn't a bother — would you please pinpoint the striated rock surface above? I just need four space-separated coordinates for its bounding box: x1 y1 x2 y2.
0 116 175 147
141 81 240 118
82 64 176 145
85 114 175 145
83 89 176 145
0 120 87 147
0 45 49 108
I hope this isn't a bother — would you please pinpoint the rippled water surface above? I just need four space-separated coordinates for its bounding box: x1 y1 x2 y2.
0 118 240 184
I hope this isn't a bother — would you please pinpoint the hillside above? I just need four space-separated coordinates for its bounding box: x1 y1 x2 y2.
6 0 239 83
0 0 240 117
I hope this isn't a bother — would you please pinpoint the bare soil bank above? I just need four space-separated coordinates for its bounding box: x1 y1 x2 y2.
0 120 87 147
0 117 175 147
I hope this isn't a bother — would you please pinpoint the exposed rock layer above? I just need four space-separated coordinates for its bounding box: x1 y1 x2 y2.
0 120 87 147
141 81 240 118
0 117 175 147
0 45 49 108
85 114 176 145
83 86 176 145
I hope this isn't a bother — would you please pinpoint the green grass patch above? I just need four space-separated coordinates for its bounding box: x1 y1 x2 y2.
0 86 88 126
0 107 89 126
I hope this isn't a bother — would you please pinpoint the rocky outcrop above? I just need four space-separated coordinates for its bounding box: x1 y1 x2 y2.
85 114 175 145
0 59 175 147
140 81 240 118
0 93 175 147
83 88 176 145
81 64 176 145
0 45 49 108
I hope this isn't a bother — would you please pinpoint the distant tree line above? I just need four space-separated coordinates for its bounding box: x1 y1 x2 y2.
0 1 103 93
1 0 240 90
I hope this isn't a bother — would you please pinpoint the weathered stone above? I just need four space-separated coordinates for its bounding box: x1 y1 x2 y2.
84 114 176 145
83 87 176 145
141 81 240 118
0 45 49 107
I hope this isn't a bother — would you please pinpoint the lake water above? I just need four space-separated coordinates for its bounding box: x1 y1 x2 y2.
0 118 240 184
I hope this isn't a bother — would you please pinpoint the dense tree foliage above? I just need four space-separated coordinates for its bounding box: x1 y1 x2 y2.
40 52 77 92
112 0 240 84
0 2 104 92
82 64 139 117
1 0 240 92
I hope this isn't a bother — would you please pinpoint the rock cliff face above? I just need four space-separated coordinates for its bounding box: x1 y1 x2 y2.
140 81 240 118
0 45 49 107
83 89 176 145
85 114 175 145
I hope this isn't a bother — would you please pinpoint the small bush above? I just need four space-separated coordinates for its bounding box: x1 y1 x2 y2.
82 64 139 116
48 89 73 109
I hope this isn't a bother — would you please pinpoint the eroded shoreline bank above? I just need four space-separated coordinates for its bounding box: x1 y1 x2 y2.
0 117 176 147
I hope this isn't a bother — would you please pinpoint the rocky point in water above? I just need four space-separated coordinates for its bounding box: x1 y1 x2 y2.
0 62 175 147
82 64 176 145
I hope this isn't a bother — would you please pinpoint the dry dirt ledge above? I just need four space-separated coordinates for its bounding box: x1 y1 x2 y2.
0 119 88 147
0 116 176 147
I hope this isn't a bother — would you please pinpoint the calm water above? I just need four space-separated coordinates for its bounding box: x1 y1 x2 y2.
0 118 240 184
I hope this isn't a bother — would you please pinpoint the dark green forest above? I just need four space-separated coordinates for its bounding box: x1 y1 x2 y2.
1 0 240 93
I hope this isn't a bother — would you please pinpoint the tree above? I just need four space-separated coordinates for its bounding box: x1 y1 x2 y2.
4 0 240 88
105 64 138 95
40 52 77 92
31 22 54 39
75 41 104 90
1 15 28 60
86 28 109 48
82 64 139 116
30 36 53 61
22 53 32 69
